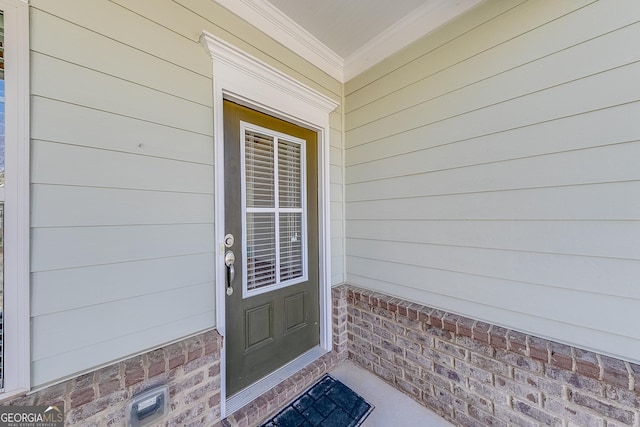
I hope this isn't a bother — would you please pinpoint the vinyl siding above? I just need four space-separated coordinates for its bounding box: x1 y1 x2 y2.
29 0 343 386
344 0 640 363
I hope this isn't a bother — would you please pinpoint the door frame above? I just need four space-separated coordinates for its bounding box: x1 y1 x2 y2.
200 31 338 418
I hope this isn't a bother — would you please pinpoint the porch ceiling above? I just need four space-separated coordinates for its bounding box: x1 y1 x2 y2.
213 0 484 82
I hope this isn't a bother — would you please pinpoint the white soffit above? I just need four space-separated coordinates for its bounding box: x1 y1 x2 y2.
213 0 484 83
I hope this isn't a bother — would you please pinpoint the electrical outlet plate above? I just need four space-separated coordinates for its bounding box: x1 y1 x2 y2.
126 385 168 427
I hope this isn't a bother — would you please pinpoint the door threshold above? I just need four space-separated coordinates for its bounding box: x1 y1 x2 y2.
226 346 327 415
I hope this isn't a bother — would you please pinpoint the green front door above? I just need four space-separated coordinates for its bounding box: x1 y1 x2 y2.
223 100 320 396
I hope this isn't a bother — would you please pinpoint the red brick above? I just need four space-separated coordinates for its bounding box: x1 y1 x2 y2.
406 303 419 321
549 342 573 371
417 306 434 324
208 363 220 378
473 321 490 344
70 386 95 408
631 363 640 393
188 347 204 363
204 332 220 355
387 298 400 314
442 314 459 333
99 377 122 396
397 302 409 317
528 336 549 362
148 360 166 378
600 355 630 389
507 331 528 355
430 310 446 329
489 326 508 350
124 357 145 387
456 316 475 338
575 349 601 380
169 355 186 370
32 382 67 406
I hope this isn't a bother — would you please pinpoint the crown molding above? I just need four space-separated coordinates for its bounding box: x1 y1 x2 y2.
213 0 344 82
213 0 483 83
343 0 484 81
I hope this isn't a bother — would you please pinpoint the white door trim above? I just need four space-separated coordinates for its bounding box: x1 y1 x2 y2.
200 31 338 418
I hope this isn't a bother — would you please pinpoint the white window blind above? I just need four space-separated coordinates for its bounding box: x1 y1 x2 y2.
242 124 307 295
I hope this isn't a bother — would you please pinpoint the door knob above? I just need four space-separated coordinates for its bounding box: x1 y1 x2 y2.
225 251 235 296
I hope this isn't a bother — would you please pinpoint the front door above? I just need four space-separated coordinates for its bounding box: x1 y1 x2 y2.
223 100 320 396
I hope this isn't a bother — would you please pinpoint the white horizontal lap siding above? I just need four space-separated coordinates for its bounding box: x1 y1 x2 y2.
344 0 640 363
28 0 343 386
330 109 346 285
28 0 216 387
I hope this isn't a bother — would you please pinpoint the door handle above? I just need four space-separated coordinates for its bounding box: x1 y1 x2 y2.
225 251 235 296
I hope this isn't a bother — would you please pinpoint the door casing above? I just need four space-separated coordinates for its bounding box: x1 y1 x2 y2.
200 31 338 418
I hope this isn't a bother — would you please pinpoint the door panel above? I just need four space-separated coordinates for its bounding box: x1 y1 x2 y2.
224 100 320 396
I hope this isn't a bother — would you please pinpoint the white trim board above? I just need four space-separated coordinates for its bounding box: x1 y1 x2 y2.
226 346 325 415
200 30 338 418
213 0 344 82
1 0 31 398
212 0 484 83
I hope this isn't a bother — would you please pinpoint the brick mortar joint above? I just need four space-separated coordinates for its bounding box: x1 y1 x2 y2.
343 283 640 393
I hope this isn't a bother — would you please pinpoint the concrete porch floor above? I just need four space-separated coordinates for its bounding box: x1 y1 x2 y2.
329 361 453 427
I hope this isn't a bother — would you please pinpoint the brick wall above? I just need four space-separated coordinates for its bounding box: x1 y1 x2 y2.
0 287 350 427
1 330 223 427
343 284 640 427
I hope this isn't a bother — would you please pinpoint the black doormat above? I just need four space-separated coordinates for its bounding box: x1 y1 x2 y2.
260 374 373 427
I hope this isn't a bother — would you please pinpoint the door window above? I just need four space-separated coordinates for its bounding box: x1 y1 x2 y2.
241 122 307 296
